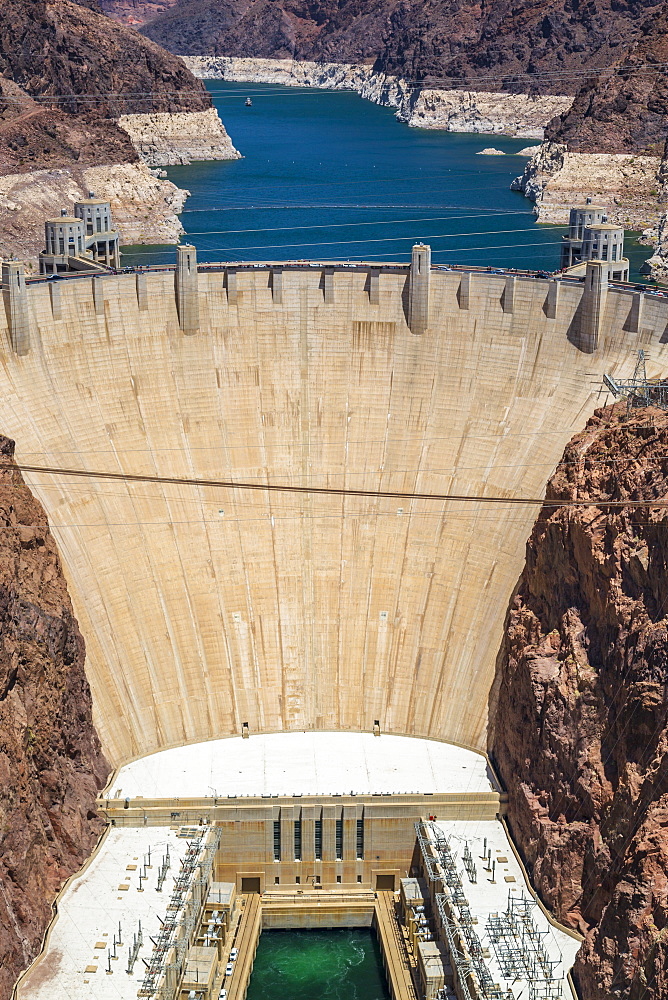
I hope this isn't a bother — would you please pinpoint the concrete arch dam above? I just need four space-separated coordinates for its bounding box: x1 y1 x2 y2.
1 259 666 765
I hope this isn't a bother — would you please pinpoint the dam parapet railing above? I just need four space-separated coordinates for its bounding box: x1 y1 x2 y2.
4 243 668 358
21 254 666 293
22 257 667 292
2 244 668 355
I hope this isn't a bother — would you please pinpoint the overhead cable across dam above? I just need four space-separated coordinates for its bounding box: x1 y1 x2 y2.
178 205 545 215
4 461 668 509
2 61 667 104
181 216 565 237
181 221 565 238
123 237 567 257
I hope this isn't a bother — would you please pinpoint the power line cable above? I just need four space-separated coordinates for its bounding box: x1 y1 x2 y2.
190 227 561 247
161 176 521 194
122 236 567 256
6 460 668 508
178 206 540 215
11 479 668 529
182 218 565 238
3 60 667 105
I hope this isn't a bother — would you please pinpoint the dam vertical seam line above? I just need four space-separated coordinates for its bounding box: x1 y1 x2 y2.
299 285 317 730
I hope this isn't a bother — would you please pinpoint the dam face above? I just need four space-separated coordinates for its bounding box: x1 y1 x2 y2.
1 265 667 764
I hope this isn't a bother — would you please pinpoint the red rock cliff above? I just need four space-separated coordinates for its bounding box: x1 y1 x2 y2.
0 0 212 176
489 403 668 1000
0 436 109 1000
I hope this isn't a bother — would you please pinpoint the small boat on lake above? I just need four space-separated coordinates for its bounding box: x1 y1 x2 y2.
245 98 253 106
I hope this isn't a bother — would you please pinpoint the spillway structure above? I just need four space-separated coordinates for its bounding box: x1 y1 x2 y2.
6 248 667 1000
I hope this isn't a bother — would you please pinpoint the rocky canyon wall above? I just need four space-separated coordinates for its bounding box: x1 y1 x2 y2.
510 141 664 230
0 436 109 1000
489 404 668 1000
141 0 665 97
184 55 571 138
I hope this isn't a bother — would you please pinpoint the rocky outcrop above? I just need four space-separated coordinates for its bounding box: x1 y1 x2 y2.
184 56 571 137
0 162 189 263
98 0 178 24
401 89 570 137
489 404 668 1000
0 0 241 253
544 3 668 157
117 108 240 165
0 0 208 119
0 78 140 178
511 141 664 229
644 215 668 283
0 436 109 1000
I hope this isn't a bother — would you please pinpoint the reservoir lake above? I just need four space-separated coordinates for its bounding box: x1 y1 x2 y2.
123 81 652 279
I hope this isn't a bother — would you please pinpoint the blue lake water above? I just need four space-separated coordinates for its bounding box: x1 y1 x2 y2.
123 81 652 279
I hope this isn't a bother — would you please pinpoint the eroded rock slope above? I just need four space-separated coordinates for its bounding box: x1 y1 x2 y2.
544 2 668 156
139 0 662 100
0 0 238 259
490 404 668 999
0 0 209 175
0 436 109 1000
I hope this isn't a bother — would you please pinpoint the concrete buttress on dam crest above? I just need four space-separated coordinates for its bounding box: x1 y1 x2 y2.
1 254 666 766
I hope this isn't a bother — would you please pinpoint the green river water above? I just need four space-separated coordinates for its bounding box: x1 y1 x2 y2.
245 929 390 1000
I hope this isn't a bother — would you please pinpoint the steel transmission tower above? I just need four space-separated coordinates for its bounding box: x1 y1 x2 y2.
603 349 668 412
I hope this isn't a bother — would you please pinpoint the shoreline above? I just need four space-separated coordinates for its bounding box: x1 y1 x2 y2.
182 55 572 139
